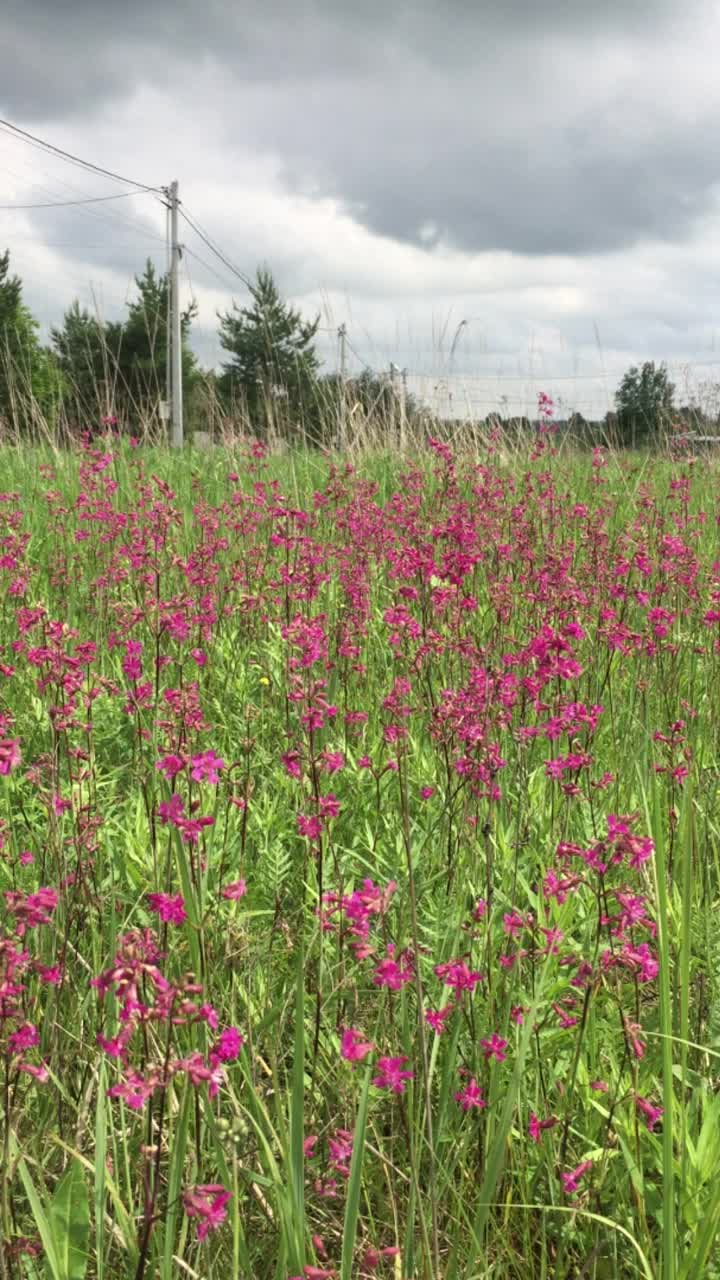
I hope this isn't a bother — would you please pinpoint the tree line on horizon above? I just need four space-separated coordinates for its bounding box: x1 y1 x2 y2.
0 246 714 447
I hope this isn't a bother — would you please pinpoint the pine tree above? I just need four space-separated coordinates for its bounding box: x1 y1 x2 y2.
114 260 198 419
0 250 62 432
218 267 319 432
51 301 112 424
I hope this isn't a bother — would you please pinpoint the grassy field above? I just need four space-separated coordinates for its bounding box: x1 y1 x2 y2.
1 434 719 1280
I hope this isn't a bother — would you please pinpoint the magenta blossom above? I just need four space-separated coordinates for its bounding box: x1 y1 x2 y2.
158 793 184 824
561 1160 593 1196
297 814 323 840
425 1004 454 1035
8 1023 39 1054
107 1072 159 1111
529 1112 558 1143
340 1027 374 1063
182 1184 232 1241
190 750 225 784
480 1033 508 1063
0 738 21 775
177 814 214 845
372 1056 414 1095
221 879 247 900
212 1027 244 1063
147 892 187 925
156 753 186 781
454 1078 487 1111
635 1095 663 1132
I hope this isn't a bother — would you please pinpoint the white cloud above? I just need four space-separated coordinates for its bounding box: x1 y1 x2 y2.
2 0 720 422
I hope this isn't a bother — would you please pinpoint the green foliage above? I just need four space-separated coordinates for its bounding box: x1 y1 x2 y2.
218 267 319 436
3 415 720 1277
51 301 111 423
113 259 198 418
48 1160 90 1280
0 249 63 432
51 261 199 432
615 360 676 445
17 1156 89 1280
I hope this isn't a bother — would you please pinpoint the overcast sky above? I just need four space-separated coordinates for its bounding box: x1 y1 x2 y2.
3 0 720 419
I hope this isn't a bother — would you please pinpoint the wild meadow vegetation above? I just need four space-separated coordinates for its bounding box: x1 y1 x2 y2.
1 428 720 1280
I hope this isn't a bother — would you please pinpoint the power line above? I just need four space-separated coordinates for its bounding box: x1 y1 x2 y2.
0 159 167 245
0 118 161 193
183 245 240 293
183 252 197 309
179 206 251 288
402 360 720 383
0 190 152 211
7 241 167 253
345 336 373 369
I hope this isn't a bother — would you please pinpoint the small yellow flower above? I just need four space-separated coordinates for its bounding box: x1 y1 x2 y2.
258 676 270 686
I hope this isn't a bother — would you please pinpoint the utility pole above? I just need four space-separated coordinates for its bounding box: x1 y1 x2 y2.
390 362 407 450
400 367 408 450
169 180 183 448
337 324 347 451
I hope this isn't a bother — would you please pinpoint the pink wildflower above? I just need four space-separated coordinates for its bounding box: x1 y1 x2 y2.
454 1077 487 1111
529 1112 558 1143
322 751 345 773
635 1095 663 1132
328 1129 353 1177
281 751 303 778
480 1033 508 1063
297 814 323 840
222 879 247 900
341 1027 374 1063
372 953 413 991
561 1160 593 1195
8 1023 39 1054
425 1004 454 1034
107 1072 158 1111
213 1027 244 1062
435 959 483 994
190 750 225 784
372 1056 414 1095
156 753 185 780
319 793 340 819
147 892 187 925
0 738 20 775
182 1184 232 1241
178 814 214 845
157 793 184 824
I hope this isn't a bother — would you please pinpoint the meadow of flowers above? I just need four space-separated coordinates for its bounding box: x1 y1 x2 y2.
0 430 719 1280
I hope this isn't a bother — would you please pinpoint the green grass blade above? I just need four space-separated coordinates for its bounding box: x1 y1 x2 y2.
651 774 677 1280
16 1156 60 1280
161 1084 191 1280
94 1065 107 1280
340 1067 371 1280
289 937 306 1262
47 1158 90 1280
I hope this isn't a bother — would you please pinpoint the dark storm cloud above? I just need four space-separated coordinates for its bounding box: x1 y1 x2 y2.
2 0 715 257
2 0 691 117
21 200 167 279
